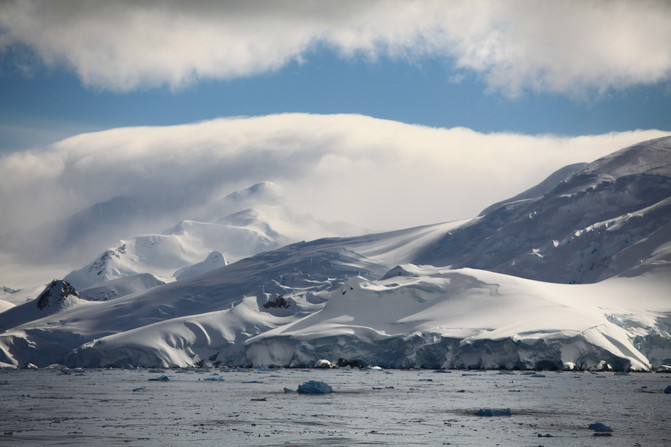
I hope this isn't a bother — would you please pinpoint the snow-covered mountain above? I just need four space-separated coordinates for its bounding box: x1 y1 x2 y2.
63 182 365 292
0 280 83 332
414 137 671 283
1 137 669 371
0 286 19 312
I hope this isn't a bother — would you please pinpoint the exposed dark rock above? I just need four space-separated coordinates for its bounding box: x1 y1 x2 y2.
263 295 291 309
36 280 79 310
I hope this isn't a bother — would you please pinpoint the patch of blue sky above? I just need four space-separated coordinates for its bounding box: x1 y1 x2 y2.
0 45 669 154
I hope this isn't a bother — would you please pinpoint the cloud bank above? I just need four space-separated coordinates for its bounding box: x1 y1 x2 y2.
1 0 670 95
1 113 666 243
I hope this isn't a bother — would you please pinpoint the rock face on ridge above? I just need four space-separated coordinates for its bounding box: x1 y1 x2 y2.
0 280 83 337
36 280 80 310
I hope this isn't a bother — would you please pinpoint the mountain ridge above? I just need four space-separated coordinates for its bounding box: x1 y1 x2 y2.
1 136 669 370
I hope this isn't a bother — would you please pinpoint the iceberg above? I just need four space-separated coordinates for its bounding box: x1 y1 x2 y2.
296 380 333 394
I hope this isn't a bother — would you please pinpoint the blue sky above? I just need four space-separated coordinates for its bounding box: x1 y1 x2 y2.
1 45 670 154
1 1 670 154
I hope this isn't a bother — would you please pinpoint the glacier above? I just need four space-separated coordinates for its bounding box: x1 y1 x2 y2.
0 136 670 371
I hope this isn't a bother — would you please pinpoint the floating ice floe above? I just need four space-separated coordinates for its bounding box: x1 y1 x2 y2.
588 422 613 436
148 375 170 382
296 380 333 394
474 408 511 417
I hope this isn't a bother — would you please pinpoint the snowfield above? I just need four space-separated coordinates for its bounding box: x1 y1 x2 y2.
246 266 671 371
0 136 670 371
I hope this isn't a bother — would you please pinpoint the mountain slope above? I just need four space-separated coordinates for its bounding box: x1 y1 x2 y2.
1 137 670 370
414 136 671 283
64 182 365 291
0 223 456 368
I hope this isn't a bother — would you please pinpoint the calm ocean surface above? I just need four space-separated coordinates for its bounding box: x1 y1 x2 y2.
1 367 670 446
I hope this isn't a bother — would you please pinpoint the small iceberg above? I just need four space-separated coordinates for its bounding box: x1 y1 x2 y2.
148 375 170 382
474 408 511 417
297 380 333 394
588 422 613 433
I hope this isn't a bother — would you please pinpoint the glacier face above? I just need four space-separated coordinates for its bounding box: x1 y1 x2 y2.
1 137 670 371
246 266 671 371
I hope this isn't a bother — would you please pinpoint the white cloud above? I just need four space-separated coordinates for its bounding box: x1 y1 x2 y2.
1 0 670 95
0 113 666 244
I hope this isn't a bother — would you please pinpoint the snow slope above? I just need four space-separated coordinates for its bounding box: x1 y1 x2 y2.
1 137 669 370
414 136 671 283
64 182 365 291
0 223 456 368
173 251 227 281
246 266 671 371
79 273 165 301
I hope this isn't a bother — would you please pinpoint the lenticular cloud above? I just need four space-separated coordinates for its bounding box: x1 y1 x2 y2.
0 113 665 240
1 1 669 95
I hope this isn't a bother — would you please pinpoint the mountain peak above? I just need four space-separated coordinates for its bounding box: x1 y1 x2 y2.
36 280 80 310
224 181 285 206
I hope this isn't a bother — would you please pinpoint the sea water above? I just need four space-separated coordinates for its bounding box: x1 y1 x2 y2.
1 368 670 446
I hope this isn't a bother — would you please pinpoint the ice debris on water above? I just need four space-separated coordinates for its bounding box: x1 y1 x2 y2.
148 375 170 382
588 422 613 432
203 377 225 382
296 380 333 394
474 408 511 417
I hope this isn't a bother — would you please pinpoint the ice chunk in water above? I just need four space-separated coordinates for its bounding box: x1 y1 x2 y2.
474 408 511 417
297 380 333 394
148 375 170 382
588 422 613 432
